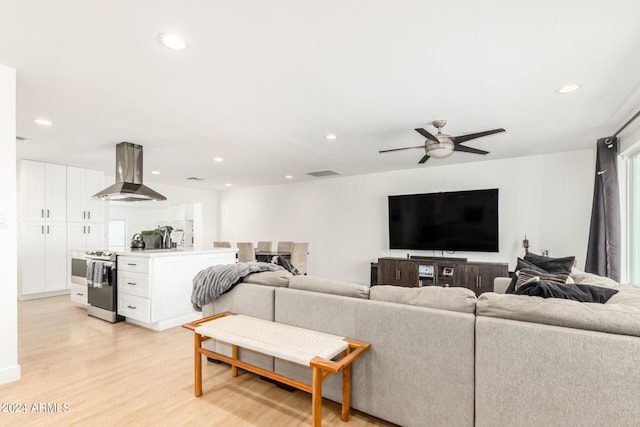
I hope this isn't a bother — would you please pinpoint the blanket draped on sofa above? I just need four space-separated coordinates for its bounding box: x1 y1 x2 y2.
191 262 284 311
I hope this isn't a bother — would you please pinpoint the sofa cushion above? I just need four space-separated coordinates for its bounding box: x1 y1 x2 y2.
288 275 370 299
243 270 292 287
571 270 620 289
369 285 477 314
477 286 640 337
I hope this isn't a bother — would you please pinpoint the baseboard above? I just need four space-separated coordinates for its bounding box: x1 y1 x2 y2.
19 289 70 300
0 364 21 385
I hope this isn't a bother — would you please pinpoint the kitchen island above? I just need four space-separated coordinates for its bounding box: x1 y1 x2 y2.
116 248 236 331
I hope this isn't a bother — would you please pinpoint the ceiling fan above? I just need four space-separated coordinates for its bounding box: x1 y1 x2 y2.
379 120 505 164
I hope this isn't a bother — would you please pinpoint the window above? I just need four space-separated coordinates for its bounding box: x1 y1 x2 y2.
109 219 126 251
621 147 640 284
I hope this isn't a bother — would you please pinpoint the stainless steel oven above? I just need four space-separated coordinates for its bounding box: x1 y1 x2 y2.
73 251 124 323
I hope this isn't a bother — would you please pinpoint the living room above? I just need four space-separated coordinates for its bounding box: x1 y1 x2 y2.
2 1 640 426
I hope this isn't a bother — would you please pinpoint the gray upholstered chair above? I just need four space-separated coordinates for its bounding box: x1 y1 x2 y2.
214 241 231 248
236 242 256 262
277 241 293 253
256 241 272 252
290 242 309 275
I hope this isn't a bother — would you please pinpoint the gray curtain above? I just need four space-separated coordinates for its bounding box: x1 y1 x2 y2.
585 136 621 281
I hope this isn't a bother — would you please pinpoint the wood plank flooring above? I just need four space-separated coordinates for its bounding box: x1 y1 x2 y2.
0 296 394 426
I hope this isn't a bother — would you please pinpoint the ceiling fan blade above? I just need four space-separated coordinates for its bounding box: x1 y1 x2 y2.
453 144 489 155
418 154 430 164
379 145 424 153
450 128 505 144
414 128 439 143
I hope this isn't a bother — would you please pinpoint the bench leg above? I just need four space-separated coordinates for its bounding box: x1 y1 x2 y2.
231 345 239 377
342 364 351 421
312 366 323 427
194 333 203 397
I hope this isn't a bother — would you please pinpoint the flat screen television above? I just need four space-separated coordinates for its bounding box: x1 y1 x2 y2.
388 189 499 252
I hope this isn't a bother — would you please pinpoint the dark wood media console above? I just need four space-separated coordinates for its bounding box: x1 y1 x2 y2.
376 257 508 296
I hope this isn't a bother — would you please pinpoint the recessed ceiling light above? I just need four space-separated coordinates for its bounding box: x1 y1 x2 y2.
151 170 160 175
224 183 232 187
556 83 581 94
157 33 187 50
325 133 337 140
214 157 224 162
285 175 293 179
35 119 52 126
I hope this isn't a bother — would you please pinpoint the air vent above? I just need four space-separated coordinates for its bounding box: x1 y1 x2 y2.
187 177 205 181
306 170 342 177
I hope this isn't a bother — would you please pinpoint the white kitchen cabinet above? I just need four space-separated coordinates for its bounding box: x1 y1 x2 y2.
19 160 68 297
68 222 105 252
19 160 67 222
20 221 68 295
116 249 236 330
67 166 106 252
67 166 105 223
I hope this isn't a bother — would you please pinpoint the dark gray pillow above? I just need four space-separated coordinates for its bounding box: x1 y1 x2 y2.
524 252 575 274
505 258 552 294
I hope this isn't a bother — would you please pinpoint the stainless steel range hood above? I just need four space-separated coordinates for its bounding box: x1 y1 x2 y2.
93 142 166 202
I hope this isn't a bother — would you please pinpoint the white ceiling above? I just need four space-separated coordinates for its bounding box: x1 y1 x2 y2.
2 0 640 190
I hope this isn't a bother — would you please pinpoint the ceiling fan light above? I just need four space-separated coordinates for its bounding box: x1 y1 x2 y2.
428 147 453 159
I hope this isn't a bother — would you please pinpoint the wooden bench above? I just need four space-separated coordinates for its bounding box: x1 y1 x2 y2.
183 312 370 426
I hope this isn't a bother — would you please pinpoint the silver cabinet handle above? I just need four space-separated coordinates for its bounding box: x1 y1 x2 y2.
41 225 44 234
83 226 86 234
77 292 84 296
127 263 137 266
46 209 50 218
88 211 91 219
88 225 91 233
83 211 86 219
41 209 44 218
47 225 49 234
479 277 482 288
127 282 137 286
127 305 137 310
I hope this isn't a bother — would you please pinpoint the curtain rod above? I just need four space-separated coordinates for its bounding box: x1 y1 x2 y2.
612 108 640 138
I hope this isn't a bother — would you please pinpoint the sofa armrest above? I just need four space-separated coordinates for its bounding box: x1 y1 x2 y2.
493 277 511 294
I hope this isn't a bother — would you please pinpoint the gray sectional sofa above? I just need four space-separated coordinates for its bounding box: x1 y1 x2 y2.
201 271 640 427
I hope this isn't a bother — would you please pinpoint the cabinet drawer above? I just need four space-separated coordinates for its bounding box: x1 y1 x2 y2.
118 271 150 298
70 283 88 306
118 293 151 322
118 256 149 274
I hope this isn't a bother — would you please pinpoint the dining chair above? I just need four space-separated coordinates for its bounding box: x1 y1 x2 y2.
277 241 293 253
256 241 272 252
214 241 231 248
237 242 257 262
290 242 309 275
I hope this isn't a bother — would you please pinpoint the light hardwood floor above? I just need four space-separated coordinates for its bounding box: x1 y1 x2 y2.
0 296 394 426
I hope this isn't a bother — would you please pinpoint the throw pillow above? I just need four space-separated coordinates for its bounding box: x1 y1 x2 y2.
275 255 299 275
505 258 553 294
514 281 618 303
523 252 575 274
571 271 620 288
514 268 570 292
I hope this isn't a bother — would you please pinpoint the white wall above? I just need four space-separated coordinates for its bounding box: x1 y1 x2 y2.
107 180 218 248
0 64 20 384
219 149 595 283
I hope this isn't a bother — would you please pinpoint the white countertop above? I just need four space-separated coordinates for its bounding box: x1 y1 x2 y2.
116 248 237 258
